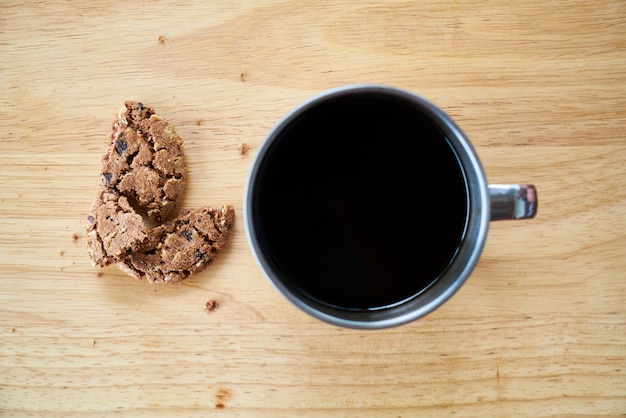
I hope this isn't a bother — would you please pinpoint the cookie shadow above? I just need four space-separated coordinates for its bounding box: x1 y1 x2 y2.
95 235 237 307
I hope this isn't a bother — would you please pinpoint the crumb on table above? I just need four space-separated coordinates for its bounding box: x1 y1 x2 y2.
158 35 165 44
204 298 219 312
72 233 78 242
195 118 202 126
238 143 249 156
240 71 245 81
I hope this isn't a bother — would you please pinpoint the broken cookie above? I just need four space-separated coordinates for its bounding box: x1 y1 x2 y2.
86 188 148 267
101 101 186 223
87 101 234 283
117 205 235 283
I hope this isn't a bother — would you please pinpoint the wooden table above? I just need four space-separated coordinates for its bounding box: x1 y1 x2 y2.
2 1 625 416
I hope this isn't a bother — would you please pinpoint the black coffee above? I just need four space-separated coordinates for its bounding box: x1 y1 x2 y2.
252 93 468 310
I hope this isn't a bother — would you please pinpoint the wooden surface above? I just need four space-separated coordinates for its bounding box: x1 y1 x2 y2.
1 1 625 416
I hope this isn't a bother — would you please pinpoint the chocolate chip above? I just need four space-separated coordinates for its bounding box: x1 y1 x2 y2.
195 252 208 261
102 173 113 185
182 229 193 242
115 139 128 155
87 215 94 223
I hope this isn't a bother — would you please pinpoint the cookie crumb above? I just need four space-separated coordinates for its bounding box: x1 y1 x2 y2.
240 71 245 81
195 118 202 126
238 143 249 156
158 35 165 44
204 298 219 312
91 339 97 346
71 233 78 242
59 250 64 256
11 327 16 333
96 272 103 278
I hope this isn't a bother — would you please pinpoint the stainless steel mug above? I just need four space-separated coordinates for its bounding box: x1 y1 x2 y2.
244 85 537 329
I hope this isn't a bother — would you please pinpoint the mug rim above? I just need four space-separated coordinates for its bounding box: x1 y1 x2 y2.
244 84 490 329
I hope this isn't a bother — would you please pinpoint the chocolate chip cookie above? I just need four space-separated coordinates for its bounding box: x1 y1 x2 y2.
87 101 234 283
116 205 235 283
86 188 148 267
101 101 186 222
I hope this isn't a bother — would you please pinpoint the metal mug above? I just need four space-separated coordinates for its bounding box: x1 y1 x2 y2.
244 85 537 329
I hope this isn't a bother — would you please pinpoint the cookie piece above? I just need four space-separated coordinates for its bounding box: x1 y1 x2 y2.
86 188 148 267
101 101 186 222
117 205 235 283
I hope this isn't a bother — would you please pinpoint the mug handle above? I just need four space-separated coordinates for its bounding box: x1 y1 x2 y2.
489 184 537 221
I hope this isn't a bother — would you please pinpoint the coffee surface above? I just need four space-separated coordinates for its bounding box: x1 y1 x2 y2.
253 94 468 310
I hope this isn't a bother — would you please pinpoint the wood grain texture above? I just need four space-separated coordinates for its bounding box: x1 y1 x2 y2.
1 1 625 416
